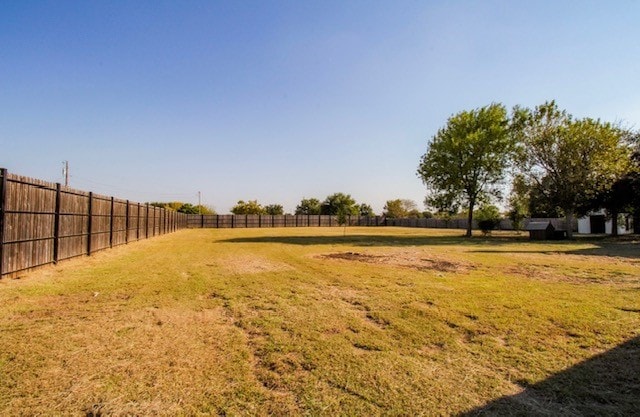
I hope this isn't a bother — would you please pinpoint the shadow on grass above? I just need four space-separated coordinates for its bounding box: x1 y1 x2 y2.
219 234 531 247
459 335 640 416
565 238 640 259
470 236 640 260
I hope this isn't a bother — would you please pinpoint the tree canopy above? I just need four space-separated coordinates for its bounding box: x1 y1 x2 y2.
148 201 215 214
264 204 284 215
418 103 514 237
591 142 640 235
383 199 418 218
295 198 321 215
320 193 358 216
230 200 266 215
513 101 633 238
358 203 374 217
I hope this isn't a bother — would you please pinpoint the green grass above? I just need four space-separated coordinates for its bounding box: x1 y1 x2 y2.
0 227 638 415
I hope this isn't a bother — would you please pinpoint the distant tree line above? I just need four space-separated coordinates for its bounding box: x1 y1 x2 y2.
149 201 215 215
418 100 639 237
230 200 285 215
229 193 374 217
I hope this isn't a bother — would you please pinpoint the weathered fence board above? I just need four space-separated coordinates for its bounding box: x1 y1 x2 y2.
0 169 188 278
0 168 576 279
185 214 383 229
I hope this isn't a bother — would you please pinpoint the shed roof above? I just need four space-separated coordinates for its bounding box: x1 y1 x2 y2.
525 221 555 231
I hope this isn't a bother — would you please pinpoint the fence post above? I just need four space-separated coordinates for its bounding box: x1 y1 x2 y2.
53 183 61 263
87 192 93 255
125 200 130 244
145 203 150 239
109 197 115 248
216 214 219 228
0 168 8 277
137 203 141 240
201 213 204 229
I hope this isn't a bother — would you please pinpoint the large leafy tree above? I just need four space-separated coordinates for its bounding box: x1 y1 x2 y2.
320 193 358 216
264 204 284 215
629 147 640 233
230 200 266 215
177 203 200 214
506 174 529 231
513 101 633 238
594 144 640 235
383 199 418 218
358 203 374 217
417 103 514 237
295 198 321 215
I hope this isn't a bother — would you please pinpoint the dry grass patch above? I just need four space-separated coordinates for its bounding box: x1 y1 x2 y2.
1 227 639 415
216 254 294 275
319 248 474 273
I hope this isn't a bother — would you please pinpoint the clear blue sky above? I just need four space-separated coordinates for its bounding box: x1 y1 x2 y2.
2 1 639 213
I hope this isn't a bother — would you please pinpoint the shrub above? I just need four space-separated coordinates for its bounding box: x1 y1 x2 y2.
475 205 502 236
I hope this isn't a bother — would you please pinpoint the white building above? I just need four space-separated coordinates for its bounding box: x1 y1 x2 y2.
577 210 633 235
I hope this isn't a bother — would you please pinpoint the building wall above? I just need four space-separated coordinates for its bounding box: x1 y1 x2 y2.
577 210 633 235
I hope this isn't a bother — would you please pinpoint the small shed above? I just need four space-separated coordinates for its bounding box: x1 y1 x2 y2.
525 221 555 240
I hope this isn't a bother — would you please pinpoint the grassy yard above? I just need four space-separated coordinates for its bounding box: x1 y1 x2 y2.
1 227 638 416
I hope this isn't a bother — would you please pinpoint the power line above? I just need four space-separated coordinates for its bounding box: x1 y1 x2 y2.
70 174 197 199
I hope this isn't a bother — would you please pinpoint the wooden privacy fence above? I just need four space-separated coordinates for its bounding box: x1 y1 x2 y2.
0 168 577 278
386 217 576 231
0 169 188 278
186 214 386 228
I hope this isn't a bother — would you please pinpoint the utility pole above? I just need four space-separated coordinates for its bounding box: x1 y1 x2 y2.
62 161 69 187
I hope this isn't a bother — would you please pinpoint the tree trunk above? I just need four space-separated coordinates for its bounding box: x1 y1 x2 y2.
566 210 574 239
611 209 619 237
634 212 640 234
466 201 474 238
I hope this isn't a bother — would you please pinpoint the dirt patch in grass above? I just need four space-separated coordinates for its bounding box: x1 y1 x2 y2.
319 250 472 273
217 255 293 274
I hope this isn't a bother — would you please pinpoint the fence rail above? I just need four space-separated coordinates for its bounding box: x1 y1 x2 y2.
0 169 188 278
1 168 576 278
385 217 576 231
185 214 574 231
186 214 386 229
